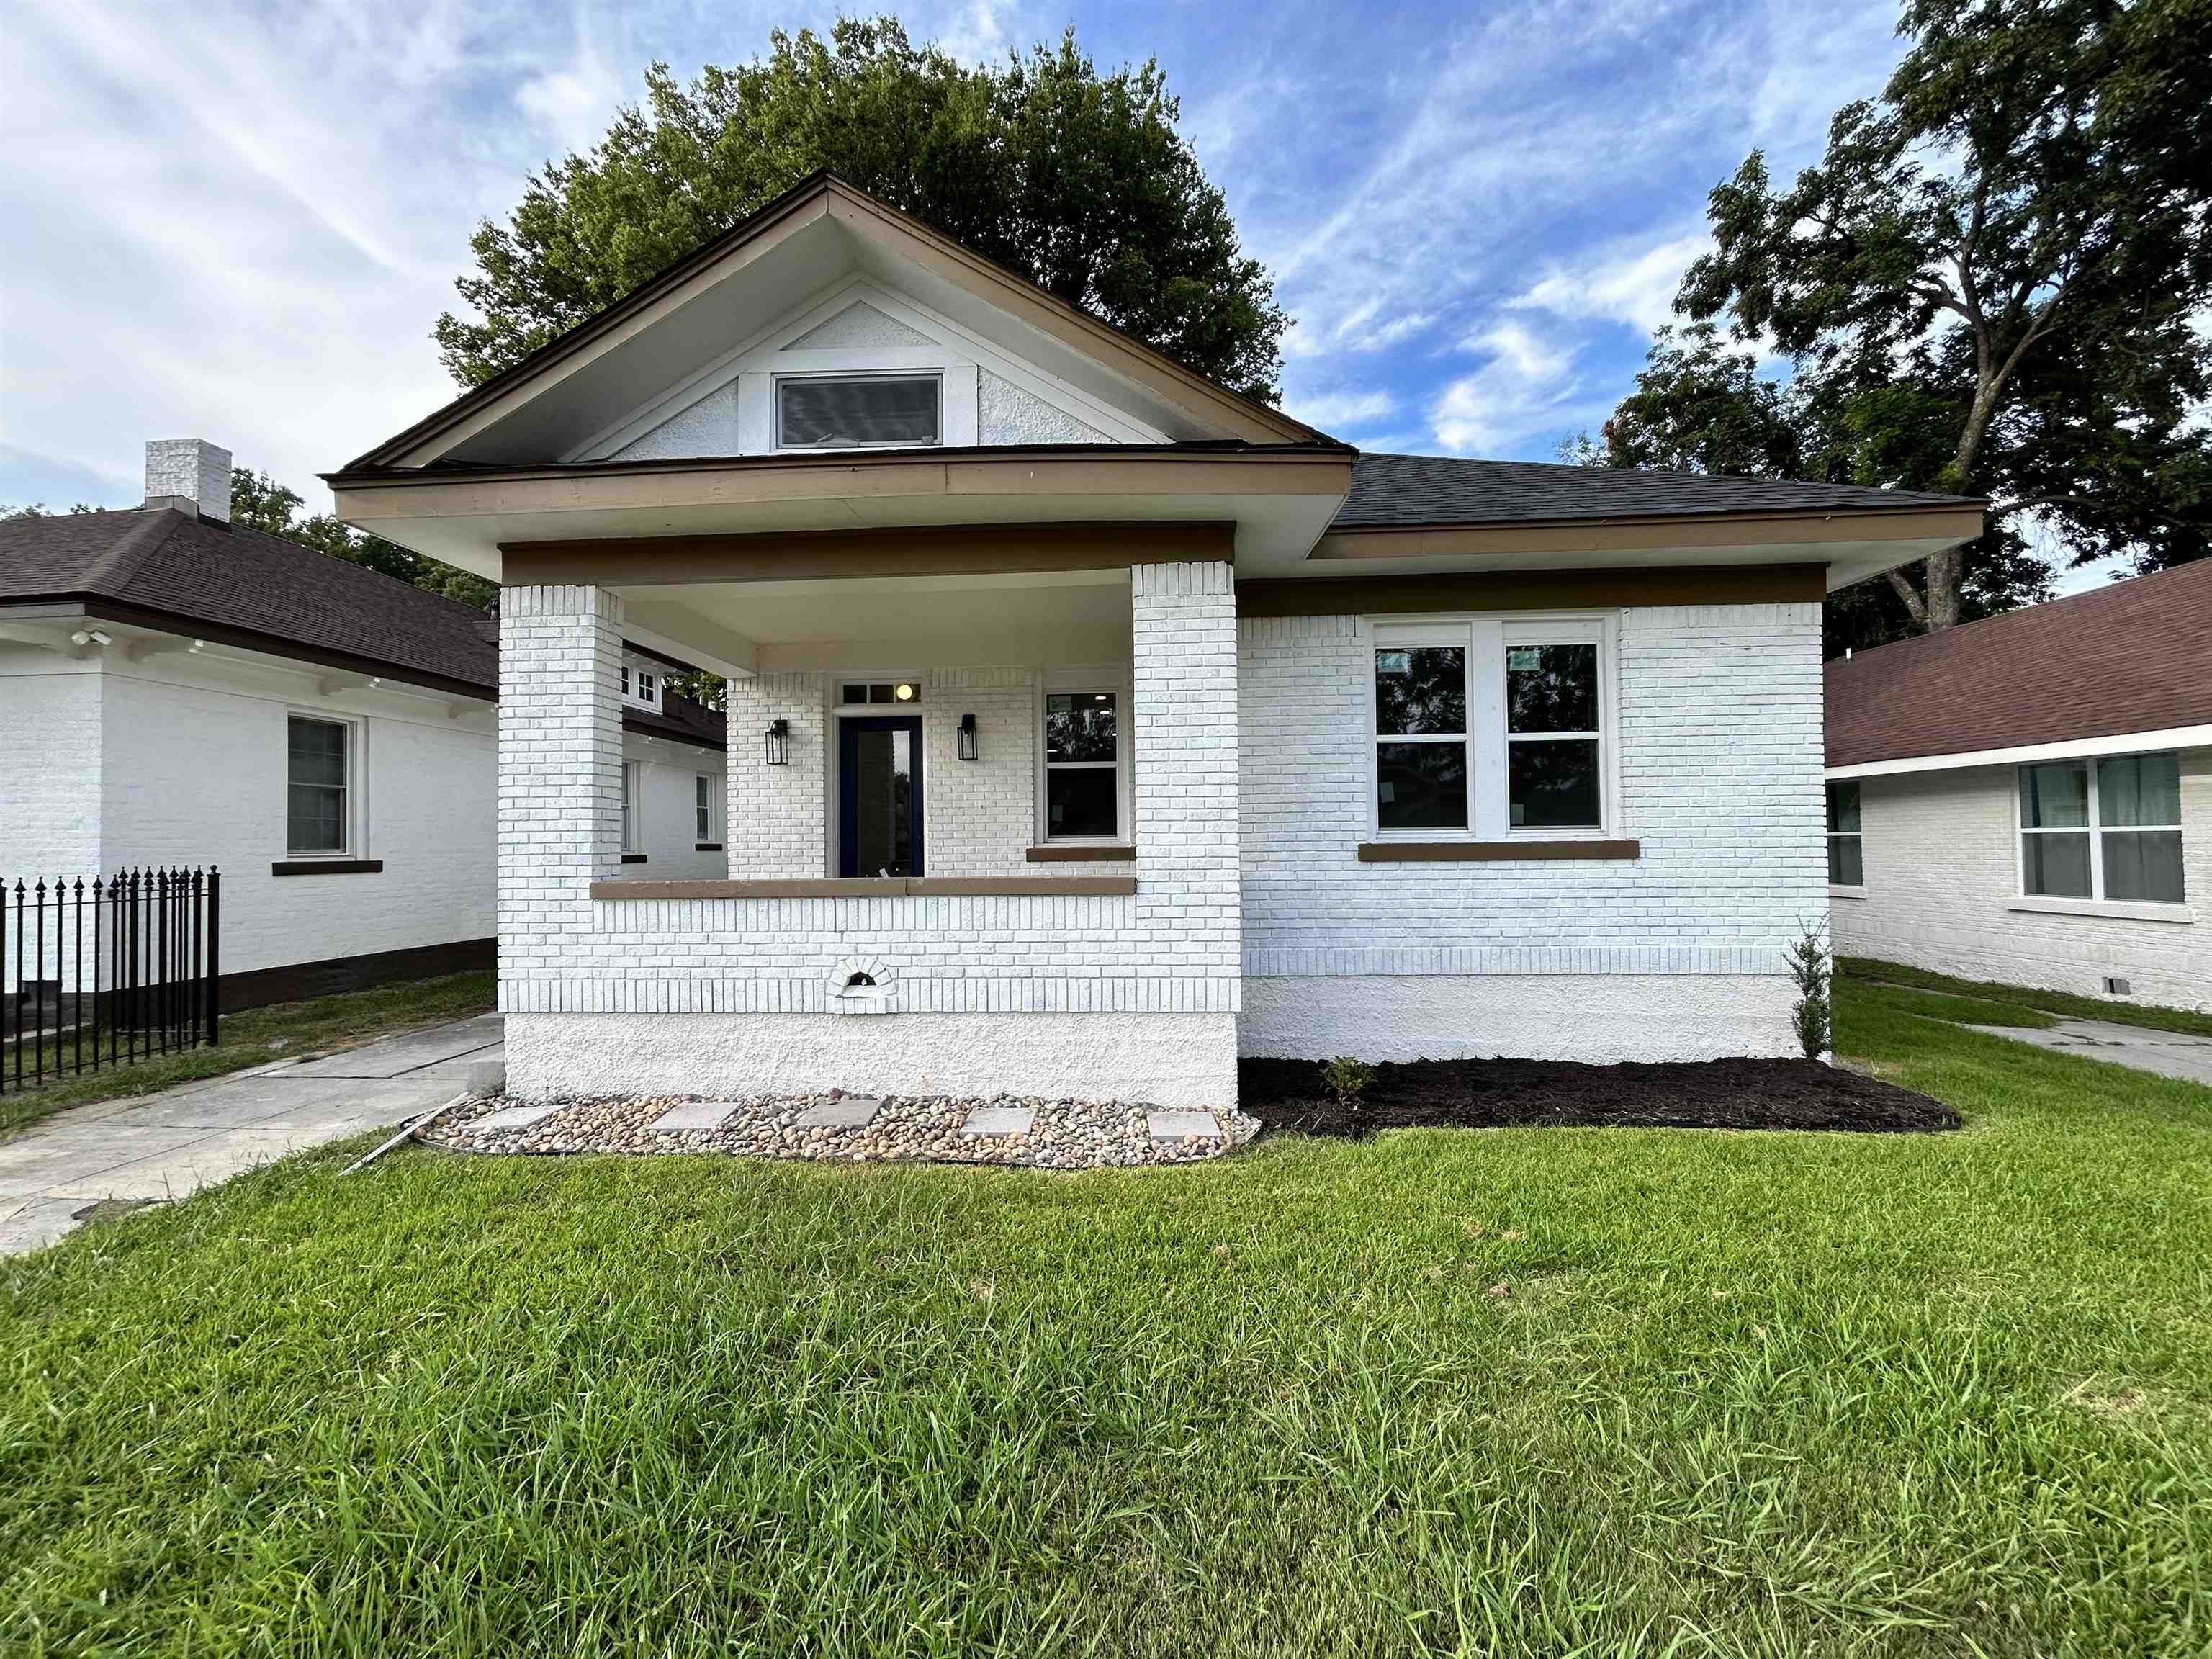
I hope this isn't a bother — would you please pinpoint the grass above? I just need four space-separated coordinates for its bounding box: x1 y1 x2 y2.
4 988 2210 1655
1842 955 2212 1038
0 971 495 1141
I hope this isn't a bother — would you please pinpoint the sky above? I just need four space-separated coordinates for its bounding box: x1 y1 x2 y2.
7 0 2115 587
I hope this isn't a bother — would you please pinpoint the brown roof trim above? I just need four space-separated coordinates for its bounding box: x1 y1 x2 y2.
621 709 725 751
3 594 498 702
1238 563 1827 616
507 520 1232 587
346 171 1324 470
1313 503 1985 559
327 439 1348 490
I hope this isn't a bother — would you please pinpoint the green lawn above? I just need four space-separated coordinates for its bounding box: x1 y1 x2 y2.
4 986 2209 1655
1842 954 2212 1038
0 971 496 1141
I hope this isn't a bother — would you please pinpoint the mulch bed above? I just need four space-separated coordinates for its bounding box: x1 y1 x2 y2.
1240 1056 1958 1138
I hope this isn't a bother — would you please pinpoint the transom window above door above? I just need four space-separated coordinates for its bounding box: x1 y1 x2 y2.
776 374 941 449
1371 619 1614 840
839 680 921 706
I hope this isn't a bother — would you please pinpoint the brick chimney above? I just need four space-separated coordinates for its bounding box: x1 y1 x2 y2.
144 439 233 522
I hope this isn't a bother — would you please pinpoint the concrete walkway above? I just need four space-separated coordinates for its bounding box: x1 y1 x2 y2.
0 1014 502 1257
1964 1015 2212 1087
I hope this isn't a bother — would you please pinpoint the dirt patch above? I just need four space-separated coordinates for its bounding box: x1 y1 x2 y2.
1241 1056 1957 1138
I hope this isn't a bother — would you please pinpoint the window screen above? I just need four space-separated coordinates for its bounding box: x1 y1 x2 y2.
778 377 940 448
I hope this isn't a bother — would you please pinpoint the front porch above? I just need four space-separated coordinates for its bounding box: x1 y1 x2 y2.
496 557 1244 1108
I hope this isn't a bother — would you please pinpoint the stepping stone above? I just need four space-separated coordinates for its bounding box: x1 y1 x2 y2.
475 1104 560 1132
1147 1109 1220 1141
648 1100 739 1132
959 1105 1035 1138
796 1097 881 1130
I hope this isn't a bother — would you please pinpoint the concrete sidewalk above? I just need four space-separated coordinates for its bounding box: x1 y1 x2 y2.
1963 1015 2212 1087
0 1014 502 1257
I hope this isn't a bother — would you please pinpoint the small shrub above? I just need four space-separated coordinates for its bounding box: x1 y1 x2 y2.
1788 918 1833 1058
1321 1056 1376 1107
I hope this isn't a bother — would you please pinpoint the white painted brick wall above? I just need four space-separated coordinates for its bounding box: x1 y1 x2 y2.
1238 602 1827 977
725 671 824 877
925 667 1036 873
1834 754 2212 1010
0 662 104 884
498 585 623 1004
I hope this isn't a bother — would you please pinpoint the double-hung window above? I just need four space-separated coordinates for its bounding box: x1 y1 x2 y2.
2019 752 2185 904
287 715 351 855
1826 782 1864 887
1043 691 1120 840
1371 619 1611 838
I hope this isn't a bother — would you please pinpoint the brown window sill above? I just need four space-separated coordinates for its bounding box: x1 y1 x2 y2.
694 842 723 853
271 859 384 876
591 875 1137 899
1357 839 1640 863
621 853 648 864
1025 844 1136 862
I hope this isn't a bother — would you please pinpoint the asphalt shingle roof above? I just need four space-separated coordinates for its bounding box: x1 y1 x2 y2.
0 505 724 745
1333 453 1979 529
1825 558 2212 768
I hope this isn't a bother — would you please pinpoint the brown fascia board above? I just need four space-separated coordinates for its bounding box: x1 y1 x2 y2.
345 171 1326 471
506 520 1235 586
1239 563 1828 616
2 594 498 702
1312 502 1987 559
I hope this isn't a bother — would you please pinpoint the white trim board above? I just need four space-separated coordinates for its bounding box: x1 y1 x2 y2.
1826 724 2212 780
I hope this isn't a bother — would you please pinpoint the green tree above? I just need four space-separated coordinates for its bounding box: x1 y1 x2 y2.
229 468 497 610
1601 0 2211 642
436 19 1287 401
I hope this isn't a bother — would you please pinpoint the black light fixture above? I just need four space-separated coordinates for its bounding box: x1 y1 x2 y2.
764 717 790 766
957 712 979 762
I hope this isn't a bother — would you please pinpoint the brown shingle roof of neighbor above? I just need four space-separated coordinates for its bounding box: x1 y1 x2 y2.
0 504 724 746
1333 453 1980 529
1825 557 2212 769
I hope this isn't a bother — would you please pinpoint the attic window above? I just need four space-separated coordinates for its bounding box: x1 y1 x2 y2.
776 374 940 449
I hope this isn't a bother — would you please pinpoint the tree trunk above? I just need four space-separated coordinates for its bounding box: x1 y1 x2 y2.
1924 545 1963 631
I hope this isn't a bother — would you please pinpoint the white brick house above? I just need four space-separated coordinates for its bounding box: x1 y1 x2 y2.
1826 560 2211 1011
1 445 726 1006
331 172 1983 1106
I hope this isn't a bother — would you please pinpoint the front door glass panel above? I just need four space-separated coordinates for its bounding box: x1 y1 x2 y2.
840 716 923 877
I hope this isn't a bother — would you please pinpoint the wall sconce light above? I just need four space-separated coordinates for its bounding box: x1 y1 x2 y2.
764 717 790 766
957 712 979 762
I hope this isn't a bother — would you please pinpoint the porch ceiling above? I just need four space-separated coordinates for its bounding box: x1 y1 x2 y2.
620 568 1134 678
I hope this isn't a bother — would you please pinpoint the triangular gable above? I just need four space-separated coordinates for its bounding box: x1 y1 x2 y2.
350 171 1325 471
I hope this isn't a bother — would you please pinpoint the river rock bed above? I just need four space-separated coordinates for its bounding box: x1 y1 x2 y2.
416 1091 1256 1169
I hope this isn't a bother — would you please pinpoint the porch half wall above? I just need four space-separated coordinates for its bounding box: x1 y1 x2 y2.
495 565 1241 1107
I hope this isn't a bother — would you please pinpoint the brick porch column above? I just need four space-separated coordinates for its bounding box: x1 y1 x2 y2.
498 585 624 1016
1131 560 1241 1022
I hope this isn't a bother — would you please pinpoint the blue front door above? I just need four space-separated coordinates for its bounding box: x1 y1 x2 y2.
839 716 924 877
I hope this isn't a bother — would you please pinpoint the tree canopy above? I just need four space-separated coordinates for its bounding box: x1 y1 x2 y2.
1592 0 2211 648
436 19 1287 402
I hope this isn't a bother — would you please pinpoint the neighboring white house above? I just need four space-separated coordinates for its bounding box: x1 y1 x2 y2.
1 441 726 1007
1826 559 2211 1012
329 171 1984 1107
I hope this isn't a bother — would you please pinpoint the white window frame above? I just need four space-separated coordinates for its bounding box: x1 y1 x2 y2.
773 370 943 453
1366 615 1619 842
694 773 718 844
1036 669 1133 844
619 658 661 711
1826 781 1866 897
283 710 366 859
2014 752 2188 911
621 760 642 855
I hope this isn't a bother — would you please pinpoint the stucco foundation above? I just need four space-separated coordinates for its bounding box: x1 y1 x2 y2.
503 1010 1239 1107
1239 974 1799 1062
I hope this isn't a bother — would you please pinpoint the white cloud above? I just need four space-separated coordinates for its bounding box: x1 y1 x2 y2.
1511 230 1710 336
1429 322 1587 454
1283 388 1398 432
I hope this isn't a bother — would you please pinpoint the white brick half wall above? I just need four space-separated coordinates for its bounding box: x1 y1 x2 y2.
1832 754 2211 1010
500 565 1242 1105
1237 601 1825 1059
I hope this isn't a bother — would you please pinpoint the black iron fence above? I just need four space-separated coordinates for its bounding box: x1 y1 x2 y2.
2 867 220 1094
